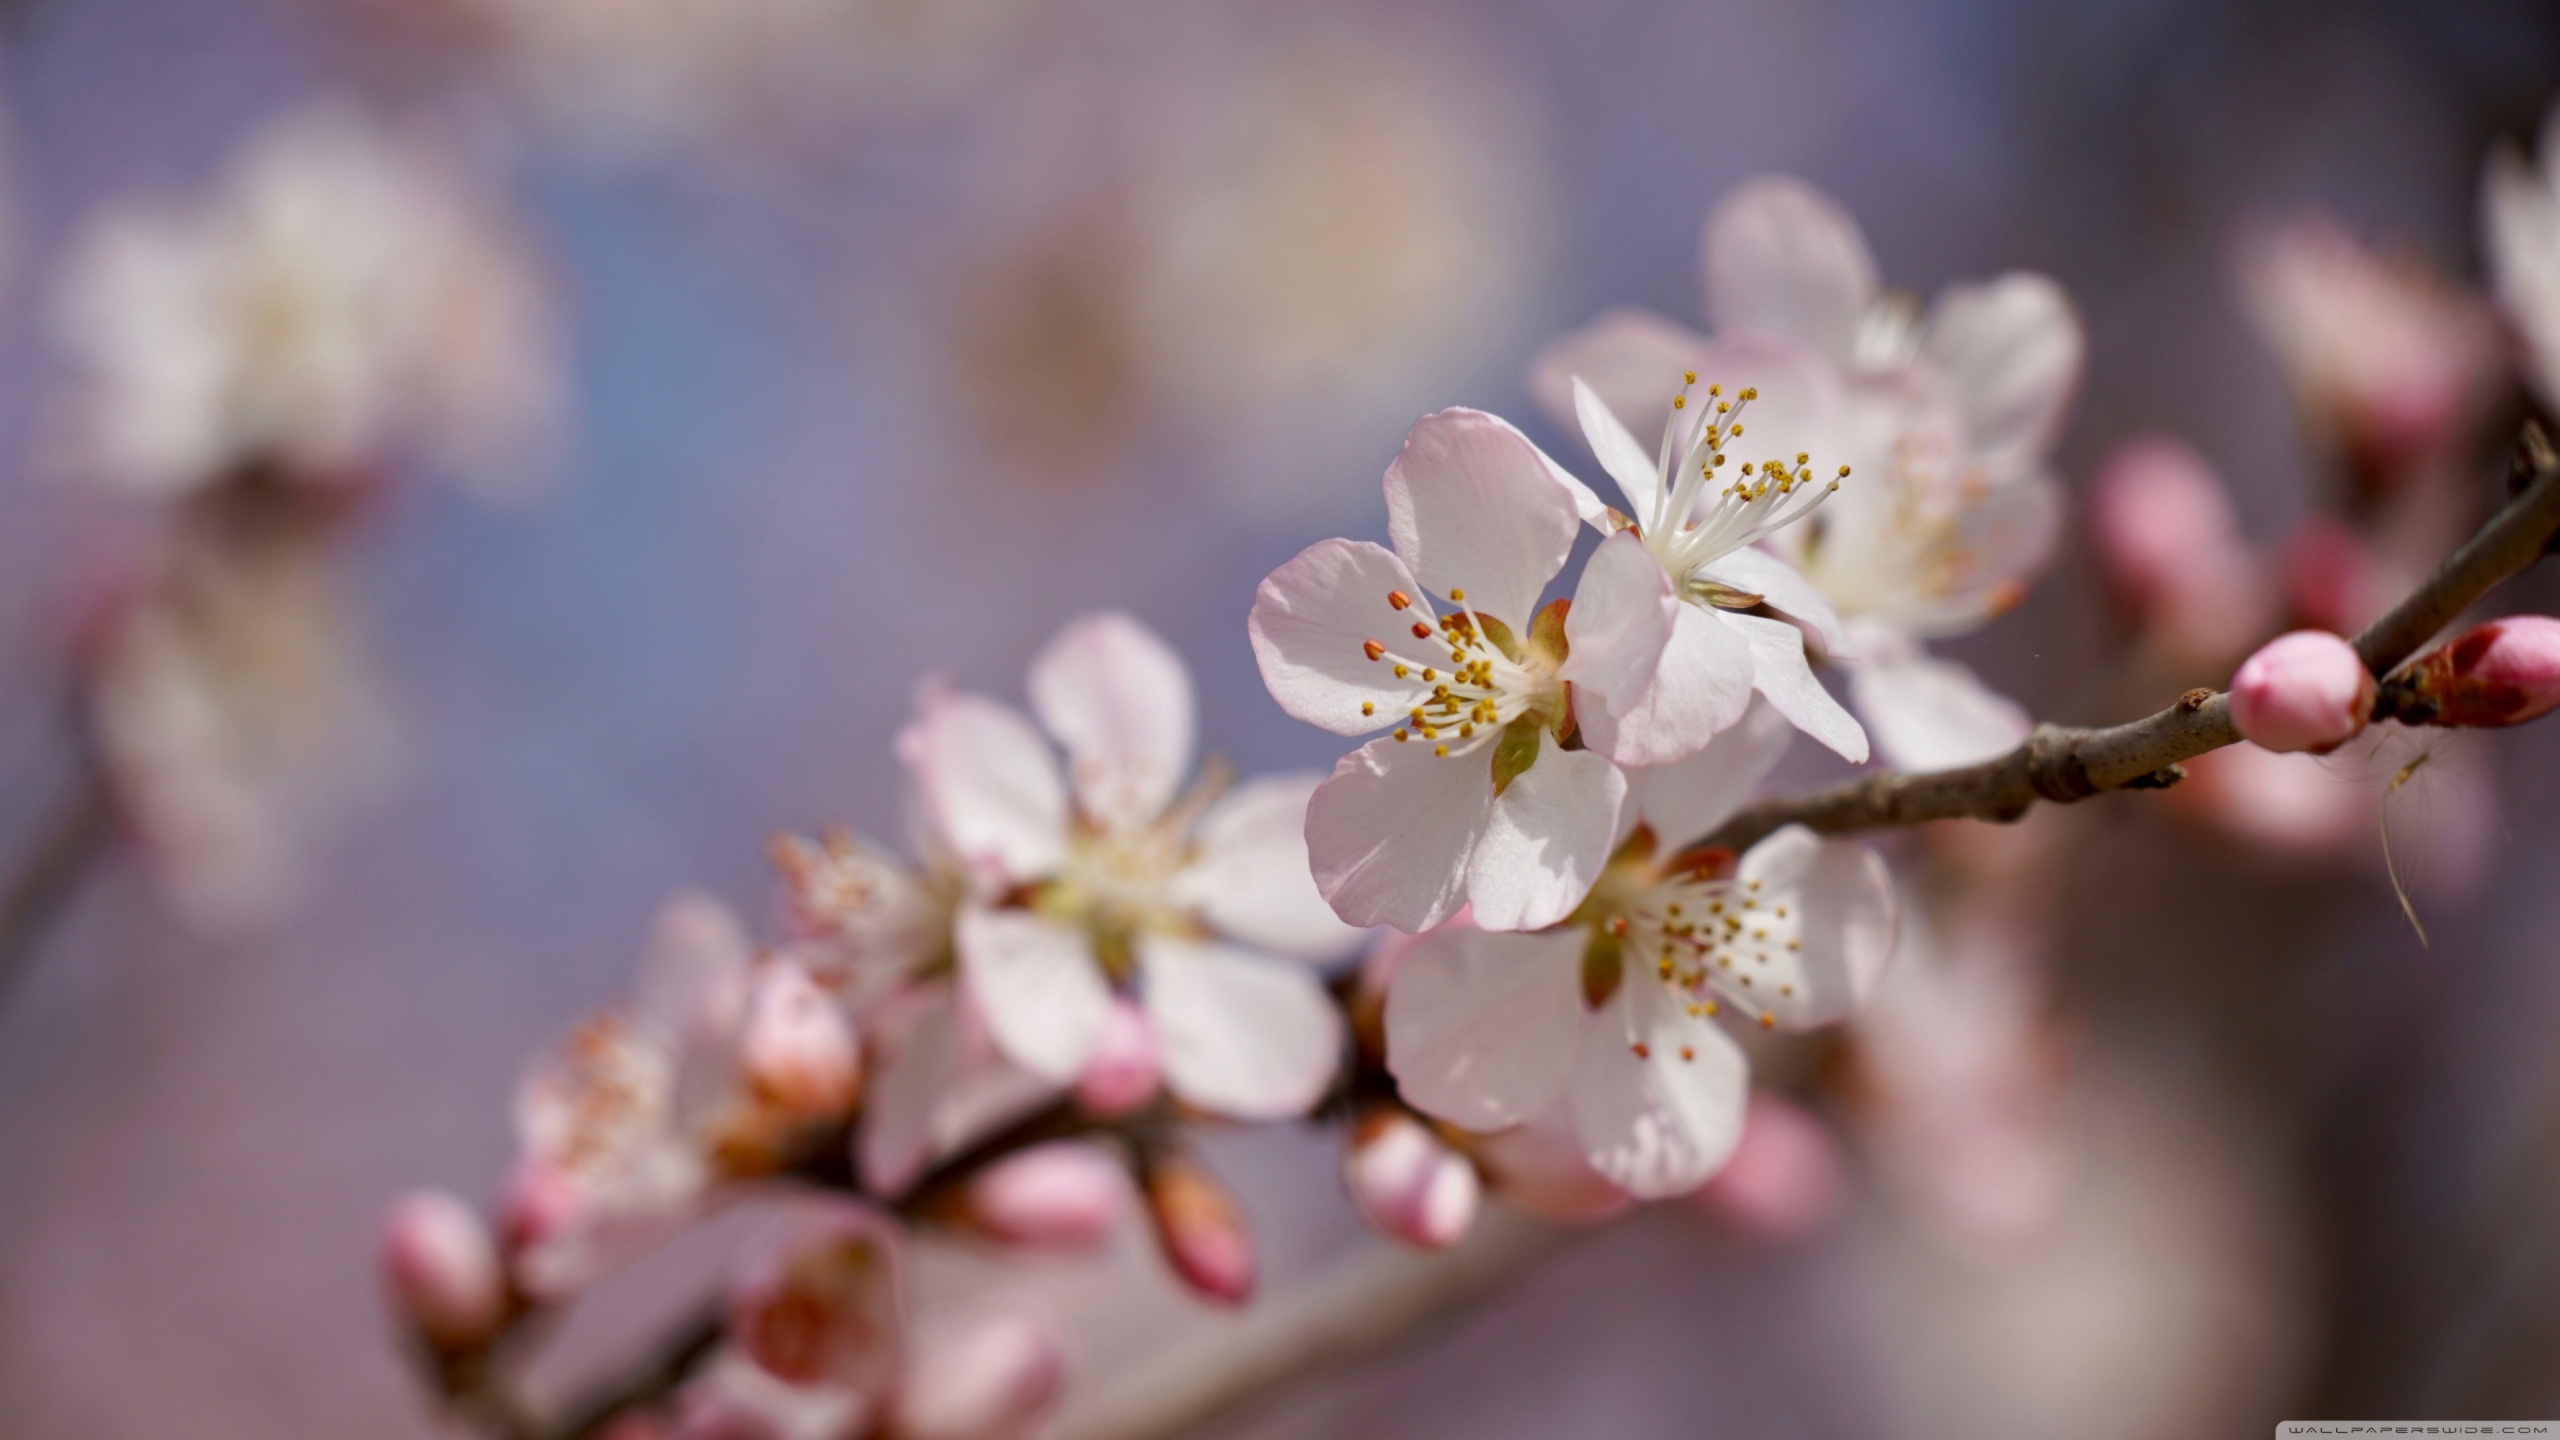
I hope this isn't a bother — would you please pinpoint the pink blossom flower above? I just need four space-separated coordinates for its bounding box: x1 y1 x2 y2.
1249 408 1668 932
2229 630 2375 755
1534 176 2080 771
901 612 1359 1123
2087 437 2271 668
1384 710 1897 1198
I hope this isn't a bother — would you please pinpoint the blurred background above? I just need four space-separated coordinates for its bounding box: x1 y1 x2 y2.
4 0 2560 1434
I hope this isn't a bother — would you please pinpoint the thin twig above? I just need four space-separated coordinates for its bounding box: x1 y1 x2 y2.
0 752 116 1009
1705 437 2560 852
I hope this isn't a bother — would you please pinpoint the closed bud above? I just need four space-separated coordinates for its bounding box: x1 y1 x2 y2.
381 1189 506 1350
963 1141 1130 1253
1687 1094 1846 1244
2230 630 2374 754
2376 616 2560 729
1142 1155 1255 1305
1343 1108 1478 1250
740 959 860 1120
890 1312 1068 1440
1074 998 1160 1118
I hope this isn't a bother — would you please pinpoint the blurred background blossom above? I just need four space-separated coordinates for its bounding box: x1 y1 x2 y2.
1 0 2559 1438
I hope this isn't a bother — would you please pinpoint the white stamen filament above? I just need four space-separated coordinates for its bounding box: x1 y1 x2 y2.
1638 376 1847 588
1619 868 1794 1037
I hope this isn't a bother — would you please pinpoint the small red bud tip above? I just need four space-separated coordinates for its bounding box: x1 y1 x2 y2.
2229 630 2375 754
1144 1156 1256 1306
2385 616 2560 728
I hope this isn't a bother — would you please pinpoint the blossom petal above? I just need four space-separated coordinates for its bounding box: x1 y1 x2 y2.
955 907 1111 1085
1028 612 1194 833
1528 308 1716 471
1175 773 1365 961
1382 408 1581 625
1305 735 1493 931
899 686 1068 886
1702 176 1878 366
632 889 754 1043
856 985 964 1196
1248 539 1428 736
1847 642 2031 771
1564 541 1752 768
1920 273 2084 484
1572 375 1664 522
1895 476 2066 638
1710 825 1896 1029
1721 610 1868 763
1621 697 1793 846
1695 546 1850 659
1566 982 1750 1200
1139 936 1344 1120
1384 925 1584 1131
1467 733 1628 932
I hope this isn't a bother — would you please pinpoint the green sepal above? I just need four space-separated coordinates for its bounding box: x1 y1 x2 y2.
1489 714 1544 798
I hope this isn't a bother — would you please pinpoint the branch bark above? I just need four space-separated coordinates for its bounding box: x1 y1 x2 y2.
1704 437 2560 853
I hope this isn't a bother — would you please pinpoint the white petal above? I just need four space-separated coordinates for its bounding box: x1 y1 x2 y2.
1721 610 1868 763
1175 773 1365 961
1893 476 2066 639
1621 697 1793 846
1571 375 1664 522
1247 539 1428 736
1028 612 1194 833
1711 825 1896 1028
1566 982 1750 1199
1702 176 1878 366
857 986 965 1195
1139 936 1343 1120
1565 551 1754 769
1467 733 1628 932
1382 408 1582 626
955 907 1111 1085
1847 643 2030 772
632 889 754 1041
1305 735 1493 932
1694 547 1850 658
1920 273 2084 484
1383 926 1584 1131
899 686 1068 886
1527 308 1715 473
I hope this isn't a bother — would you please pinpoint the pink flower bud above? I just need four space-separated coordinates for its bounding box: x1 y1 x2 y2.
2088 438 2267 664
380 1189 505 1349
1343 1108 1478 1250
741 959 860 1120
1686 1094 1846 1244
2230 630 2375 754
963 1142 1130 1253
2377 616 2560 729
1143 1155 1255 1306
890 1312 1068 1440
1073 998 1160 1118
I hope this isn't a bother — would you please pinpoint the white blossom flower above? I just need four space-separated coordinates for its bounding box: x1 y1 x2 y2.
1383 706 1896 1198
897 612 1360 1124
1535 176 2081 771
50 101 559 499
1249 408 1681 932
2486 101 2560 413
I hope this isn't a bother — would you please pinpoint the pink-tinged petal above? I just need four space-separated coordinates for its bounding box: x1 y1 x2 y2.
1175 773 1365 961
1467 735 1628 931
858 987 965 1196
1566 548 1754 769
1248 539 1428 735
1695 547 1850 658
1528 308 1716 469
1572 375 1665 522
1470 1105 1637 1224
898 686 1068 886
1382 407 1581 625
1566 984 1750 1200
1139 936 1344 1121
1921 273 2084 483
1305 735 1493 932
632 889 754 1042
1384 925 1584 1131
1686 1092 1847 1243
1722 611 1868 763
1702 176 1878 366
1894 477 2067 639
1621 697 1793 847
1028 612 1194 833
955 907 1111 1085
893 1311 1068 1440
1710 825 1896 1029
1847 641 2030 771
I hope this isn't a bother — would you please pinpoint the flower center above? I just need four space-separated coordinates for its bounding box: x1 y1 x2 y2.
1637 373 1849 593
1358 587 1564 759
1578 838 1800 1041
1039 773 1223 978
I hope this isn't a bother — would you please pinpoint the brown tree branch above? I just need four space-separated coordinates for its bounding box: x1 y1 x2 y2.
1704 435 2560 853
